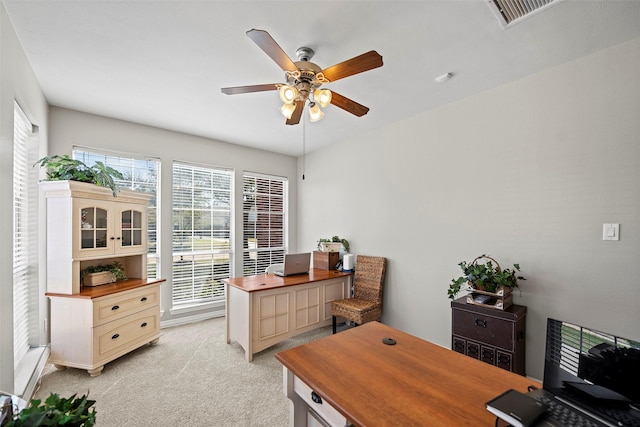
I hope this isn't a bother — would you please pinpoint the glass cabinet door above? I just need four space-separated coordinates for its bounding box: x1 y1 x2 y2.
120 209 143 247
81 207 109 249
73 198 115 259
115 203 147 255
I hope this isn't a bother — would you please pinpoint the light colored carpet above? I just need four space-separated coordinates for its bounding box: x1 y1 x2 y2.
33 317 333 426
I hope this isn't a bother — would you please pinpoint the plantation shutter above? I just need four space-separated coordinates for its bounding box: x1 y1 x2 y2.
242 172 287 276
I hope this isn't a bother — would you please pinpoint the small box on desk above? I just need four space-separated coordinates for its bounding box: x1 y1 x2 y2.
313 251 340 270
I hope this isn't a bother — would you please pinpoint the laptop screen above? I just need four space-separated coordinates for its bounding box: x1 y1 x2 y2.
543 318 640 408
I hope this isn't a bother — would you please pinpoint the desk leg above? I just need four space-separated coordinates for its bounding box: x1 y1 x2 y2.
227 285 252 360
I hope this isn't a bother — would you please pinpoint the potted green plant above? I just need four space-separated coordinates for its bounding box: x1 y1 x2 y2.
448 254 525 300
81 261 127 286
6 392 97 427
317 236 350 253
34 154 124 197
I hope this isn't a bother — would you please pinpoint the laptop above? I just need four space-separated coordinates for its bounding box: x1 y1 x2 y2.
526 318 640 426
273 253 311 277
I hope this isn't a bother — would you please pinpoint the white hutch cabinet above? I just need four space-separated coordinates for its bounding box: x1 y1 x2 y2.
41 180 164 376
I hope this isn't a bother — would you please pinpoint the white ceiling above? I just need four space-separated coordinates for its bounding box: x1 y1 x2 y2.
3 0 640 156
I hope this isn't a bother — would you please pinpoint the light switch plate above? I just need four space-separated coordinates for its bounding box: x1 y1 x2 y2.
603 223 620 241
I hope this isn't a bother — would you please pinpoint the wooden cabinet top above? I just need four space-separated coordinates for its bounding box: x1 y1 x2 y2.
451 296 527 320
39 180 152 203
276 321 539 427
46 278 165 299
224 268 352 292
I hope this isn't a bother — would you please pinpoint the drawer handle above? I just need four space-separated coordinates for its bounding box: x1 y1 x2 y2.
474 318 486 328
112 333 120 340
311 391 322 405
140 297 148 302
141 322 148 328
111 305 120 311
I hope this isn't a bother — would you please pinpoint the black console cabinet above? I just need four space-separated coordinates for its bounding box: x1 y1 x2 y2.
451 297 527 376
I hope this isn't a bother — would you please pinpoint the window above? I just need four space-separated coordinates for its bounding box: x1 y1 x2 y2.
172 162 232 304
73 149 160 278
242 173 287 276
13 102 35 369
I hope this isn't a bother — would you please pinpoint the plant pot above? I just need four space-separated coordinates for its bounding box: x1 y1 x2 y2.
83 271 116 287
319 242 342 253
469 283 512 297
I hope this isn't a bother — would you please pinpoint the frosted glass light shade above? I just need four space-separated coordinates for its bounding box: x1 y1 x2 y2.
279 85 298 104
308 102 324 122
280 103 296 119
314 89 332 108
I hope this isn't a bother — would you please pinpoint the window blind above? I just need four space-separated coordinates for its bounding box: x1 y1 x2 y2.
13 102 33 367
242 173 286 276
172 162 232 304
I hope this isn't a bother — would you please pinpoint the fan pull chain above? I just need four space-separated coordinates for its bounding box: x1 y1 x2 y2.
302 112 306 180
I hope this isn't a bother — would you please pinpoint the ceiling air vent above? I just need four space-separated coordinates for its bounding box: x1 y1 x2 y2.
490 0 558 25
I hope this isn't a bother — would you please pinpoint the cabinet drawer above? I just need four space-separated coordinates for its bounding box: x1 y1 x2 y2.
93 285 159 326
452 309 514 350
294 376 347 427
94 306 159 363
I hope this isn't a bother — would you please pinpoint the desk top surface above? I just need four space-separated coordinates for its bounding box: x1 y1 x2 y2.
45 278 165 299
223 268 352 292
275 321 540 427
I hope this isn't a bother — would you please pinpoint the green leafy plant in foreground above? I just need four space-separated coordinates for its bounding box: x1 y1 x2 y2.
7 393 96 427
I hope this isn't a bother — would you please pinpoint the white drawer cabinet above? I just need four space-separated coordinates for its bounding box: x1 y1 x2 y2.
227 273 351 362
42 180 164 376
48 281 161 377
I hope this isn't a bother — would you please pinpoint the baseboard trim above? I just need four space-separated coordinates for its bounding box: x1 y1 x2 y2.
160 308 225 329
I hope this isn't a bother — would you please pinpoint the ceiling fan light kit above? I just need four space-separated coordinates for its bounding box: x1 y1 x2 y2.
221 29 383 126
308 102 324 122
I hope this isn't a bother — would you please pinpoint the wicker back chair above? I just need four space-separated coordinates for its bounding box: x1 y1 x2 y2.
331 255 387 334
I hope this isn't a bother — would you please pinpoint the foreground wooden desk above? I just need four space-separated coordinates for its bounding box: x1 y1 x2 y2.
224 269 352 361
276 321 540 427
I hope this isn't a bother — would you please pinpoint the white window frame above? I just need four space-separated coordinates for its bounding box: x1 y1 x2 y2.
242 172 287 276
12 101 47 398
171 161 233 306
73 147 161 279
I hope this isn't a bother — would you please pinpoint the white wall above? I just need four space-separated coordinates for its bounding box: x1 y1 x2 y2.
0 3 49 393
48 107 299 324
297 36 640 380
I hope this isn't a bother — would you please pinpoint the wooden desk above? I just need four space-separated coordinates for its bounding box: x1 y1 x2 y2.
224 269 353 361
275 321 540 427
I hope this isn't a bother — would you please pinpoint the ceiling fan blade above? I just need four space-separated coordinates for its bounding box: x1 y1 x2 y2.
286 100 305 125
321 50 383 82
221 84 279 95
329 91 370 117
246 29 298 72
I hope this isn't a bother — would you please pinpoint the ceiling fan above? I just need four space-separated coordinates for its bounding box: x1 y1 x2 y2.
221 29 383 125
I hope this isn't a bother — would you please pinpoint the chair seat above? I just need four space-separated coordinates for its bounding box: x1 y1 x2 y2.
331 298 381 325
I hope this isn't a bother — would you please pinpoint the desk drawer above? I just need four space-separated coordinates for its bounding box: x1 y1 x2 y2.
294 376 347 427
93 285 160 326
94 306 159 363
452 308 514 350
